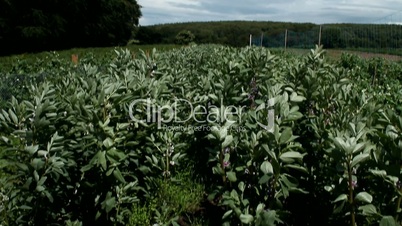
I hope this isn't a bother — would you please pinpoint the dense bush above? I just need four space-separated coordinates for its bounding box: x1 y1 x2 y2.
0 45 401 225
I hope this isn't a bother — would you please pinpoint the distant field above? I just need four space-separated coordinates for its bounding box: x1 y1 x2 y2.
0 44 179 71
1 45 401 71
327 49 402 61
280 48 402 61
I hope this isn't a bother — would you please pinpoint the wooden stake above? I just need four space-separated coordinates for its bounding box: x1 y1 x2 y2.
260 33 263 47
284 29 288 51
71 54 78 65
318 25 322 46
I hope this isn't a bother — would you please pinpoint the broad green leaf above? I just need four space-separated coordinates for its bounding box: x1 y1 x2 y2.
279 151 303 163
256 203 265 214
260 161 274 175
222 135 233 148
287 111 303 121
290 93 305 102
107 148 126 161
44 190 54 203
104 196 116 213
260 210 281 226
36 185 45 192
333 137 347 152
358 204 377 216
262 144 277 161
279 127 292 144
213 166 225 175
139 166 151 174
33 170 39 181
238 181 245 192
324 185 334 192
239 214 254 224
8 109 18 124
103 137 114 149
219 127 228 141
0 136 9 144
352 142 365 153
37 176 47 186
227 171 237 182
355 192 373 203
106 168 114 176
370 169 387 177
351 153 370 168
230 189 239 202
380 216 397 226
98 151 107 170
208 94 219 102
258 174 271 184
38 150 48 157
20 205 33 210
333 194 348 203
113 168 126 183
25 145 39 155
284 164 308 173
222 210 233 219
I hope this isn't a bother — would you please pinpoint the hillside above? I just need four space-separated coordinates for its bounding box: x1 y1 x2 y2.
135 21 402 53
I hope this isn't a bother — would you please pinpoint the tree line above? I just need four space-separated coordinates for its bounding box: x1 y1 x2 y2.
135 21 402 50
0 0 141 56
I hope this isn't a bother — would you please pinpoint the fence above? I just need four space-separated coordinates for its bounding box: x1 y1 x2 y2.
250 11 402 55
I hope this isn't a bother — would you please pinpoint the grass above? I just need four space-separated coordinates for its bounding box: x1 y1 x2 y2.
128 167 207 226
270 47 402 61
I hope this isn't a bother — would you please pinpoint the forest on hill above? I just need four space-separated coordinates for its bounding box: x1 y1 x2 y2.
135 21 402 50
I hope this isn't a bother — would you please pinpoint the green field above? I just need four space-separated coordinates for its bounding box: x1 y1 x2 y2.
0 44 180 72
0 44 401 225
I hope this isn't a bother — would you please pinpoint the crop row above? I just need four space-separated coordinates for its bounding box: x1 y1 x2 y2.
0 45 401 225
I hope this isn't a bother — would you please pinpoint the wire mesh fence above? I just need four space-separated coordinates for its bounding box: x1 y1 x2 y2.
250 11 402 55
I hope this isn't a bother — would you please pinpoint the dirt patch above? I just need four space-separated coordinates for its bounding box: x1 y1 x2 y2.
326 49 402 61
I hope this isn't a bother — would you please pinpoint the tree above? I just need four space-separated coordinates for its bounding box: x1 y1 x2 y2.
136 26 163 44
0 0 142 55
322 27 342 48
175 30 195 45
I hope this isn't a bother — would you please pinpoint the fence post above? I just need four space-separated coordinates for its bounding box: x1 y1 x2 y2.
71 54 78 65
284 29 288 51
318 25 322 46
260 33 263 47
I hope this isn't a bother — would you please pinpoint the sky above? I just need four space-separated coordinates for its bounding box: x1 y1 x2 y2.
138 0 402 26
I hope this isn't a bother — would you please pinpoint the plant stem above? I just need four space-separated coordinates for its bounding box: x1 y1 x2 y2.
347 159 355 226
269 173 279 209
220 148 226 185
166 146 169 180
395 187 402 222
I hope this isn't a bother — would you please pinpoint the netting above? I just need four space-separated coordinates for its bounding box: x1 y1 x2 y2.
250 10 402 55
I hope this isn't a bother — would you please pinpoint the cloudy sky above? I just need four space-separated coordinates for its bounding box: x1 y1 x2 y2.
138 0 402 25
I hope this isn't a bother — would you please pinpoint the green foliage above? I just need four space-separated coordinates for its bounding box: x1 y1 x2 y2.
0 44 401 226
136 21 402 54
128 169 205 226
175 30 195 45
0 0 142 55
128 201 156 226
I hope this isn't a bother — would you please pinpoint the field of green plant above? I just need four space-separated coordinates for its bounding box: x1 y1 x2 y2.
0 44 401 225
